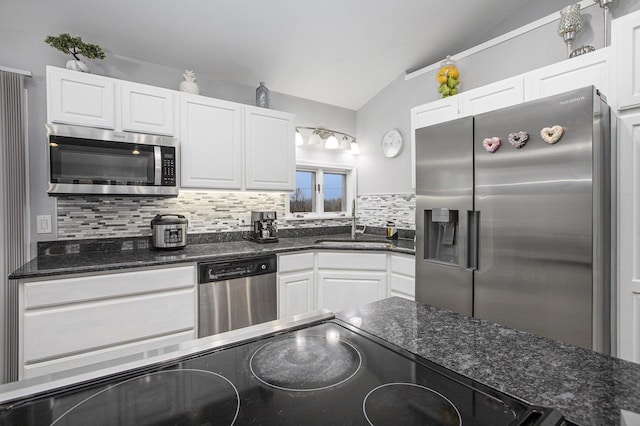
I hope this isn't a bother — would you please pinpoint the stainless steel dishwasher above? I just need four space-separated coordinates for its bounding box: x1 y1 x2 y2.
197 255 277 337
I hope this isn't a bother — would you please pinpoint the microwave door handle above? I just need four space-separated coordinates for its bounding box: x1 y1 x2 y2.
154 146 162 186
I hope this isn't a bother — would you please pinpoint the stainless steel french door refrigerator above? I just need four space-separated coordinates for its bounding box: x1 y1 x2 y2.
415 86 612 353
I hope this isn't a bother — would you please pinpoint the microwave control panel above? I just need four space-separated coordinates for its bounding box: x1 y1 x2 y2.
161 148 176 186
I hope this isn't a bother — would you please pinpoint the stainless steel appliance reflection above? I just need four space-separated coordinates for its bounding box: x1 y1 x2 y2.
415 86 612 353
197 255 277 337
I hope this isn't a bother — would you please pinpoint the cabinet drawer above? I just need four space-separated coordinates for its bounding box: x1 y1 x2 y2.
278 252 314 272
317 252 387 271
22 331 195 379
23 288 195 363
390 254 415 277
24 265 196 309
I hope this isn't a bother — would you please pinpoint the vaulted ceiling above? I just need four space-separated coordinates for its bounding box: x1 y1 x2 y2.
2 0 576 109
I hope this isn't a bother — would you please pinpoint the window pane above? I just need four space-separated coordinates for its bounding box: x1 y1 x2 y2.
290 171 315 212
324 173 346 212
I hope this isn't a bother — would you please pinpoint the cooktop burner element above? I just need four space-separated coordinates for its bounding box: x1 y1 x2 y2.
249 330 362 391
363 383 461 426
51 370 240 426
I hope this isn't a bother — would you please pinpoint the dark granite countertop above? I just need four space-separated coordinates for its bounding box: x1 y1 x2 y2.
337 297 640 426
9 234 415 280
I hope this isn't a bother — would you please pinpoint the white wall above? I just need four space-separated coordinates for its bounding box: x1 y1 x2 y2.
356 1 640 195
0 27 356 254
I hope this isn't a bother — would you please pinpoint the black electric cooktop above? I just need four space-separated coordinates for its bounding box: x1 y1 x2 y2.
0 320 565 425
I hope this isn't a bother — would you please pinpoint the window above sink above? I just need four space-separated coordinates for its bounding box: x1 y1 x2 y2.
286 161 356 221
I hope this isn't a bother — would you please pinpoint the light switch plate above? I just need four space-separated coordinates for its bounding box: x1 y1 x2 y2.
36 215 52 234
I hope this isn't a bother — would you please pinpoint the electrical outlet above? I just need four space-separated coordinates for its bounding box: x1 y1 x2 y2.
36 215 52 234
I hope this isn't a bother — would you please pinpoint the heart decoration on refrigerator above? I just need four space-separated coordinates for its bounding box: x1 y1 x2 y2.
508 131 529 149
540 125 564 144
482 137 501 153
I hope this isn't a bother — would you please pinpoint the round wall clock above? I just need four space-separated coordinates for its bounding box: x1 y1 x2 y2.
380 129 403 158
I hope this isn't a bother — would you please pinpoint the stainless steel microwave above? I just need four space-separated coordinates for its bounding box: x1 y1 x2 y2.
46 124 179 196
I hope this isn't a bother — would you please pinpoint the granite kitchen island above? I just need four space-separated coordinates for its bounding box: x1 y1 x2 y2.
338 297 640 426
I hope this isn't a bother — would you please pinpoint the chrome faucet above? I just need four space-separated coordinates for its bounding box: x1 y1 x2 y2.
351 199 366 239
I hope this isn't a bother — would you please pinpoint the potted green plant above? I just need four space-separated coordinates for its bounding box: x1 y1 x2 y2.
45 33 106 72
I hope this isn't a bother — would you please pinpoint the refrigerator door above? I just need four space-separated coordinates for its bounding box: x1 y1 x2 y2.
415 117 474 315
473 87 600 350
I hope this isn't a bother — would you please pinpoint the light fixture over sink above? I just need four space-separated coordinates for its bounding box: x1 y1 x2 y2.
295 126 359 154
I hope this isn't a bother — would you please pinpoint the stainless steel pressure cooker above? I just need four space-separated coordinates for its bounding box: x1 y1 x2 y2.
151 214 188 249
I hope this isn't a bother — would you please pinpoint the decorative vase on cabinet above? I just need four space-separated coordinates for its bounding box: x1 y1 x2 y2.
256 82 270 108
65 59 90 73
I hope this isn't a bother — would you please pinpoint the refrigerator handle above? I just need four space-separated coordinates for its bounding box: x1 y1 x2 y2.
467 211 479 271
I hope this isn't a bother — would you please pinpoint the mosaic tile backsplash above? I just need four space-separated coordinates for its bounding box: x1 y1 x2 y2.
55 192 416 240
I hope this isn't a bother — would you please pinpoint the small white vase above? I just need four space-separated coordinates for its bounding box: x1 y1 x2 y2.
179 81 199 95
65 59 90 73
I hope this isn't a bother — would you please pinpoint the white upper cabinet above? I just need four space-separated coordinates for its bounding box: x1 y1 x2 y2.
614 10 640 110
411 96 459 130
244 106 296 191
459 76 525 117
180 94 243 189
525 48 613 104
120 81 175 136
47 66 176 136
47 66 115 129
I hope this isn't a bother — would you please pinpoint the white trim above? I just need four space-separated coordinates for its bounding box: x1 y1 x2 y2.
405 0 595 80
0 66 32 77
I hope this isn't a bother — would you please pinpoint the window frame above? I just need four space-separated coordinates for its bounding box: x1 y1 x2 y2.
286 160 356 220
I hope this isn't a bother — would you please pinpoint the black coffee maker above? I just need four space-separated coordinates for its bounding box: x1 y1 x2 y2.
249 211 278 243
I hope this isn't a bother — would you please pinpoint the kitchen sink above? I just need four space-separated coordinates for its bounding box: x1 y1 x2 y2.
313 239 393 249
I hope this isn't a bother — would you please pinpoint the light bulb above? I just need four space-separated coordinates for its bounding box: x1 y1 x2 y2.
295 130 304 146
325 134 339 149
308 131 322 146
350 139 360 155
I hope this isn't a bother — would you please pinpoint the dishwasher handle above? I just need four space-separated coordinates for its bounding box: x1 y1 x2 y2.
198 255 277 283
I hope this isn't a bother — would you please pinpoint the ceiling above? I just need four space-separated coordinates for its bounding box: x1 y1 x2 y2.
2 0 576 110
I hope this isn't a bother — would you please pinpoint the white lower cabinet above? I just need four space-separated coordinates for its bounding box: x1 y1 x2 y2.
389 253 415 300
317 270 387 313
18 264 197 379
277 252 316 318
278 251 402 316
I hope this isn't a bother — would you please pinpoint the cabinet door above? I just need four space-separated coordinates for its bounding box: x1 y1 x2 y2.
618 111 640 363
525 48 612 103
120 82 175 135
458 76 525 117
389 254 415 300
410 97 459 189
180 94 243 189
244 107 296 191
278 270 315 318
317 270 387 313
46 66 115 129
614 11 640 110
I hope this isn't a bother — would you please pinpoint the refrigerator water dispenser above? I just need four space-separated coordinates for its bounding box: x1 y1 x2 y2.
424 208 458 265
